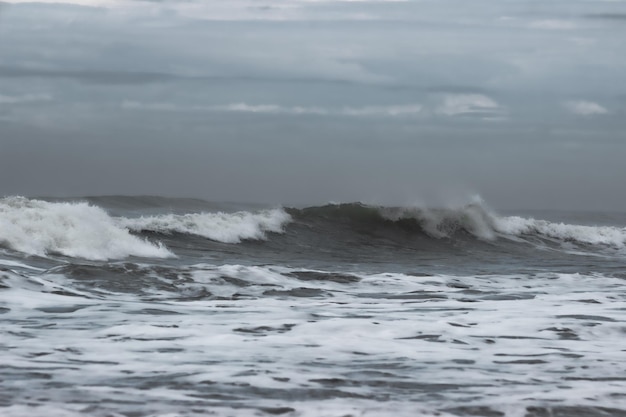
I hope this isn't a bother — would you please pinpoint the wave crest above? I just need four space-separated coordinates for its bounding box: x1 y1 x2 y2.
293 202 626 248
0 197 173 260
493 216 626 247
2 196 624 261
379 203 498 240
293 202 499 239
118 209 292 243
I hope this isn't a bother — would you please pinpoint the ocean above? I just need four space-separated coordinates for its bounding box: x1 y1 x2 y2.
1 195 625 417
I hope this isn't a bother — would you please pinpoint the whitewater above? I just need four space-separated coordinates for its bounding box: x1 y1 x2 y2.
1 196 625 417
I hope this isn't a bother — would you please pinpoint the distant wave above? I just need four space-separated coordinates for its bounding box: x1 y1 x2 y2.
0 197 172 261
119 209 292 243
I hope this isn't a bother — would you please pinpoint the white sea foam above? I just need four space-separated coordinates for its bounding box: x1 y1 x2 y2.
494 215 626 247
0 258 45 270
119 208 292 243
0 197 172 260
2 263 624 416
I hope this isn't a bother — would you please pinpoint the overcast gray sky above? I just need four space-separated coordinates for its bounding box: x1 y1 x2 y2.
1 0 625 210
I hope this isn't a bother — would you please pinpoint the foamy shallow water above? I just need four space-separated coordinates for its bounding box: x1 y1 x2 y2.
2 197 626 416
1 263 625 417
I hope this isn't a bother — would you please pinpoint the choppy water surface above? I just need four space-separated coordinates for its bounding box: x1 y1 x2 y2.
1 196 625 416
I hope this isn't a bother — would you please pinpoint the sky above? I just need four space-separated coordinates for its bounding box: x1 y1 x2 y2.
1 0 625 210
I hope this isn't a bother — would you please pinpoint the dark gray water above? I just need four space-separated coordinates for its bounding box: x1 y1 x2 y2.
1 196 625 417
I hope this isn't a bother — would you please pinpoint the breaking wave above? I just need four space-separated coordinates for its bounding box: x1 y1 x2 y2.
0 197 172 261
1 196 625 261
291 202 626 248
493 215 626 247
119 209 292 243
0 197 292 260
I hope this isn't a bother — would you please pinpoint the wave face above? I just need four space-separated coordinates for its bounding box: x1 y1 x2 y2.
1 196 625 262
0 197 172 261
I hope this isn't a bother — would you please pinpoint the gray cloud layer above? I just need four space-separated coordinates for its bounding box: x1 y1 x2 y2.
1 0 626 210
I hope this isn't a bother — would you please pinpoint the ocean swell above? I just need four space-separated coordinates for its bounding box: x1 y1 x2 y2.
2 196 624 262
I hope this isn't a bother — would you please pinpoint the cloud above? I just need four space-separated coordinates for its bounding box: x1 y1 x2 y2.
0 66 383 88
341 105 422 116
121 101 327 114
436 94 501 117
529 20 577 30
219 103 424 117
0 66 177 85
3 0 115 6
585 13 626 22
121 101 423 117
121 101 180 111
0 93 52 104
564 100 609 116
216 103 328 115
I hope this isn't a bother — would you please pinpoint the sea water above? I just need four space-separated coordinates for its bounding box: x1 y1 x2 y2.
1 196 625 416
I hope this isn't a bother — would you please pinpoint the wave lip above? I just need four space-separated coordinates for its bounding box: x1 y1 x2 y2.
0 197 173 261
119 208 292 243
378 202 498 240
